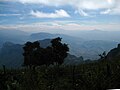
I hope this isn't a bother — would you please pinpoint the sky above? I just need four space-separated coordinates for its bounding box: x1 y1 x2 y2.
0 0 120 32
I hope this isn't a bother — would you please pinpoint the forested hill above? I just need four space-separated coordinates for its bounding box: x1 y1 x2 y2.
106 44 120 60
0 43 120 90
0 30 118 59
0 37 120 68
0 38 120 90
0 39 83 68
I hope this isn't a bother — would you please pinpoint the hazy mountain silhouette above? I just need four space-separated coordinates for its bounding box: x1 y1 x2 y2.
0 40 118 68
0 31 118 56
30 32 118 59
0 29 29 45
0 42 23 68
63 30 120 42
30 32 84 42
0 30 119 68
64 54 84 65
0 40 83 68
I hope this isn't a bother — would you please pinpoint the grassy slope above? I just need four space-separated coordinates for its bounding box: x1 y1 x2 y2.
0 59 120 90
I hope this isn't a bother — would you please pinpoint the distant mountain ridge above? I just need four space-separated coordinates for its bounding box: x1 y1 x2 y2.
0 30 118 59
64 30 120 42
0 29 29 45
0 40 119 68
30 32 118 59
0 40 83 68
0 42 23 68
30 32 84 42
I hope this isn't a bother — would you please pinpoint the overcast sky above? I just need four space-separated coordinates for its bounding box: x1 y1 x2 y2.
0 0 120 32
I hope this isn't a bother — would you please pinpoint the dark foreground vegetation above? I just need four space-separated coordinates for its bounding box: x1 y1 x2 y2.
0 37 120 90
0 59 120 90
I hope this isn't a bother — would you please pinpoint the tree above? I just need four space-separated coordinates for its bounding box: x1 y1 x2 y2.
51 37 69 65
23 41 42 68
23 37 69 68
99 51 106 60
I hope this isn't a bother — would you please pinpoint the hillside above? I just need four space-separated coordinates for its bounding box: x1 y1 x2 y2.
0 53 120 90
0 40 83 68
106 44 120 60
30 32 118 59
0 29 29 45
0 30 118 59
0 42 23 68
0 31 119 68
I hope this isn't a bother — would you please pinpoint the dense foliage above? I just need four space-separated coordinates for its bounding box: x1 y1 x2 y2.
0 39 120 90
23 37 69 68
0 59 120 90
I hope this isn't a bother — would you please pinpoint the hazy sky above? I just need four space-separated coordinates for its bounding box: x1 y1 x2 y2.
0 0 120 32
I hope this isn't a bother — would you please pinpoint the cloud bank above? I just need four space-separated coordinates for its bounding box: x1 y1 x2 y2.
30 9 70 18
0 14 21 16
2 0 119 16
0 21 120 33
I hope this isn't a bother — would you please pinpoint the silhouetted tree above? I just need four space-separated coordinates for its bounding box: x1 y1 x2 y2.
23 41 42 68
99 51 106 60
51 37 69 65
23 37 69 68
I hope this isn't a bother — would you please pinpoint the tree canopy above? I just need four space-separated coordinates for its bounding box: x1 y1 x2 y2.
23 37 69 68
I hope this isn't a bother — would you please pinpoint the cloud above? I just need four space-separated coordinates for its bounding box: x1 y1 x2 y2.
1 21 120 33
0 14 21 16
15 0 114 9
100 9 111 14
1 0 120 16
30 9 70 18
2 0 119 16
100 4 120 15
75 0 113 10
110 5 120 15
75 10 89 16
17 0 116 9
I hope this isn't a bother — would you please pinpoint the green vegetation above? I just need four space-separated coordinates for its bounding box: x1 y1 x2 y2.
23 37 69 68
0 38 120 90
0 59 120 90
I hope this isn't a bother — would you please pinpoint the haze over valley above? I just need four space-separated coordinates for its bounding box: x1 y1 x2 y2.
0 29 119 67
0 0 120 89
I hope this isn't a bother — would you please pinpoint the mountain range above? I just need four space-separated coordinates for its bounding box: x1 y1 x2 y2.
0 29 119 67
29 32 118 59
0 40 84 68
